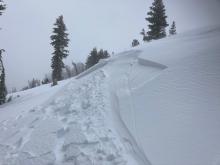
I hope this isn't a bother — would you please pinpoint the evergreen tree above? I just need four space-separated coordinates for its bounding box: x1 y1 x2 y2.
132 39 140 47
85 48 99 69
0 49 6 104
98 49 110 60
0 1 6 104
169 21 177 35
86 48 110 69
140 29 149 42
50 15 69 85
0 0 6 16
102 50 110 59
97 49 104 62
145 0 168 40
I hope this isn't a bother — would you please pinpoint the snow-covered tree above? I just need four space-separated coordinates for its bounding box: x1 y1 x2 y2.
145 0 169 40
132 39 140 47
0 49 6 104
50 15 69 85
169 21 177 35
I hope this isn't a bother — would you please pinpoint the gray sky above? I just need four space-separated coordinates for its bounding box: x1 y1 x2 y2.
0 0 220 90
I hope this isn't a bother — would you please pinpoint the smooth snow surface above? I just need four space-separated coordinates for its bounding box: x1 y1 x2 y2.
1 25 220 165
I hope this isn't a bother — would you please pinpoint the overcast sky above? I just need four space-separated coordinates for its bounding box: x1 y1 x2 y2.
0 0 220 90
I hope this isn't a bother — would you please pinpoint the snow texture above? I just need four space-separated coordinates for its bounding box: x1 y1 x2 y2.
1 25 220 165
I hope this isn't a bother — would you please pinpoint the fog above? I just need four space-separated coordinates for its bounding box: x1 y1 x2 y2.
0 0 220 90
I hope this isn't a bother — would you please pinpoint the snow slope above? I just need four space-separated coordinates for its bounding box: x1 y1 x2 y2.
0 25 220 165
0 72 142 165
104 25 220 165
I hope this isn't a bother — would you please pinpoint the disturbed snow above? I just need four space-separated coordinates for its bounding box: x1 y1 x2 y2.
1 25 220 165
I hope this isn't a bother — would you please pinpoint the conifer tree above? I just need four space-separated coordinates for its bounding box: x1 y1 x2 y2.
0 0 6 16
86 48 110 69
85 48 99 69
98 49 104 61
140 29 151 42
145 0 168 40
169 21 177 35
0 1 6 104
102 50 110 59
0 49 6 104
98 49 110 60
132 39 140 47
50 15 69 85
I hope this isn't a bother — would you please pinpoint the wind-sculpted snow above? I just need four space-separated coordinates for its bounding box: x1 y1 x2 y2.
137 58 167 70
131 53 220 165
1 25 220 165
137 25 220 67
113 26 220 165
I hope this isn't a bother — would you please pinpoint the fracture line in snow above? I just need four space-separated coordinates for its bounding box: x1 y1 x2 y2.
103 52 169 165
104 63 152 165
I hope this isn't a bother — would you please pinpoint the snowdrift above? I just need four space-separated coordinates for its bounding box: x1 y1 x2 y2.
104 25 220 165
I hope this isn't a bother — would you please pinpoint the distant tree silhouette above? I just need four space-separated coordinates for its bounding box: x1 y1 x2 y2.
85 48 110 69
98 49 110 60
42 76 50 85
0 0 6 16
0 0 6 104
132 39 140 47
0 49 6 104
169 21 177 35
86 48 99 69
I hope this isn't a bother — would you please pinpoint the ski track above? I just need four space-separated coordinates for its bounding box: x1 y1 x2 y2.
0 70 139 165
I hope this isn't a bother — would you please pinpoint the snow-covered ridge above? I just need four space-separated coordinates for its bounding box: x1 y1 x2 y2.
0 25 220 165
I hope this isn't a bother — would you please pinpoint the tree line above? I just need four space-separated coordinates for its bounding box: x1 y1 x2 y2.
1 0 177 104
7 15 111 94
132 0 177 47
20 62 86 91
